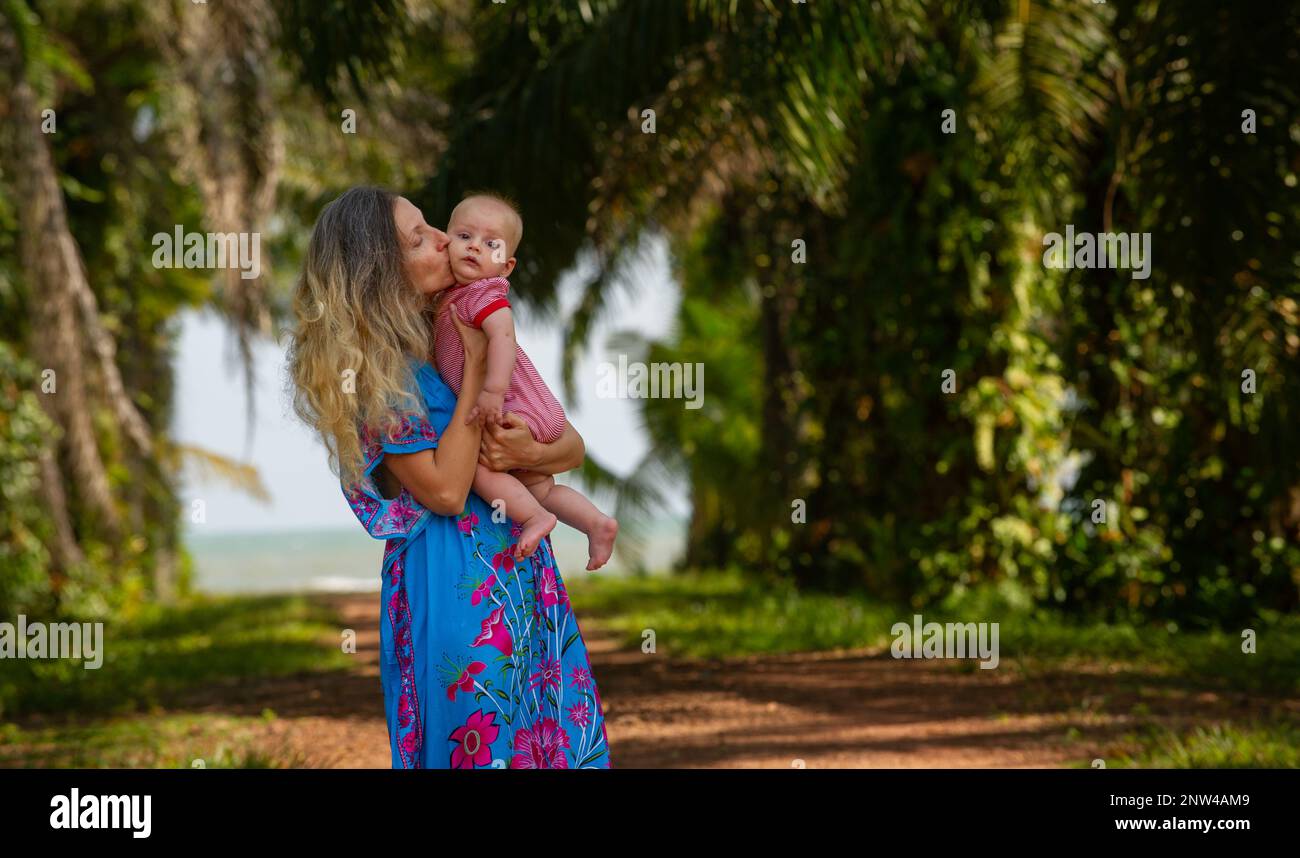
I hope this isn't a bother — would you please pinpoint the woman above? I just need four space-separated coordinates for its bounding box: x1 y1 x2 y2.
287 186 612 769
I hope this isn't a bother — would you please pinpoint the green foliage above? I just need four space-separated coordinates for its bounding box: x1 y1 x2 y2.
0 591 342 768
0 594 350 720
0 715 309 768
1051 1 1300 624
1 0 209 616
610 225 764 569
1109 723 1300 769
439 0 1299 625
2 0 1295 631
0 343 54 616
274 0 410 104
1 0 441 617
568 573 1300 695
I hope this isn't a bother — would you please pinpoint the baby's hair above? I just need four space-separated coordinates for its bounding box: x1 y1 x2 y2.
454 190 523 253
462 189 521 218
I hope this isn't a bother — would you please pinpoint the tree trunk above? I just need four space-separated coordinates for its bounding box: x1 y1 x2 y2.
37 444 84 582
0 25 119 534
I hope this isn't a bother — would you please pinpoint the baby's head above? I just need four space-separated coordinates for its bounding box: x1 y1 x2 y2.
446 192 523 284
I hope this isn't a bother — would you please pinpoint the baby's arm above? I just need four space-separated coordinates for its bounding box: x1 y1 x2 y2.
465 307 516 426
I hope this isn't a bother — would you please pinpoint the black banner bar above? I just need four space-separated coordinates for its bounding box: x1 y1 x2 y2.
2 768 1289 844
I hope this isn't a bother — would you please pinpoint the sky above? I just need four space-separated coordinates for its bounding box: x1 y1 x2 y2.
172 235 691 534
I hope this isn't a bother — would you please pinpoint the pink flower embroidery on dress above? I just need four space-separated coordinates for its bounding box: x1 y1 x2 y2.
445 660 487 701
383 491 423 533
346 487 381 518
357 412 439 478
471 574 497 607
414 417 439 442
511 717 571 769
385 553 424 768
570 665 593 691
539 565 567 608
472 606 513 656
358 423 383 464
449 710 500 769
528 657 562 695
566 701 592 729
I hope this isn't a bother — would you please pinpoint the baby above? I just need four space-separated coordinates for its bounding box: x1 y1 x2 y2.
433 193 619 569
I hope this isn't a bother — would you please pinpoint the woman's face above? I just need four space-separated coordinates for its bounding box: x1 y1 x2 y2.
394 196 454 296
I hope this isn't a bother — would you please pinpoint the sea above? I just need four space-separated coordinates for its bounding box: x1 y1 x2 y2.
186 516 685 594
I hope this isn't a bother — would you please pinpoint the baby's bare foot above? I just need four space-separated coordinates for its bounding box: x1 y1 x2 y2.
516 511 557 559
586 516 619 571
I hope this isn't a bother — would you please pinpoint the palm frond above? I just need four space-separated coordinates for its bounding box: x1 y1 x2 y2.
571 449 672 570
167 442 271 503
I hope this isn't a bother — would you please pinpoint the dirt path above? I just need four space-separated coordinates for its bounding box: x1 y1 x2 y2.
168 594 1294 768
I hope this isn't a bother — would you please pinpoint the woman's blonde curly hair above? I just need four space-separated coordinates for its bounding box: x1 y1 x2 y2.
287 186 436 488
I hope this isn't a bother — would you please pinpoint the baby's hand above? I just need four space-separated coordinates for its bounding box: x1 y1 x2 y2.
467 388 506 427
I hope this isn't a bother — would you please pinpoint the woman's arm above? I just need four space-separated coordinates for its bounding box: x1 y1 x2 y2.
478 416 586 475
383 304 488 515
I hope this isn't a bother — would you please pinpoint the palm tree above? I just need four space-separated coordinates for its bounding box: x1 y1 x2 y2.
411 0 1299 621
0 6 152 569
0 0 417 610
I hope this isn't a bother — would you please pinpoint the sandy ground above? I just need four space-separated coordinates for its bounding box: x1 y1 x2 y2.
153 594 1296 769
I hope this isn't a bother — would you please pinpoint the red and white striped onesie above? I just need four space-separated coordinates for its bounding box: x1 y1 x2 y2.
433 276 568 444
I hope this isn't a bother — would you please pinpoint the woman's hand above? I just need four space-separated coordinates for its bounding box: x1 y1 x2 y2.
480 416 585 475
478 412 536 471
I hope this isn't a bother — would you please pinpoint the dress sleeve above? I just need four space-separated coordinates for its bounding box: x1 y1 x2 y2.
460 277 512 328
343 406 440 543
375 412 441 458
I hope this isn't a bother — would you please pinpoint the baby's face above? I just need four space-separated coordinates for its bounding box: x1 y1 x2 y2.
446 198 520 284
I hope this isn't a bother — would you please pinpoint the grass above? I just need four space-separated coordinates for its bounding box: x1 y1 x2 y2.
568 569 900 658
566 569 1300 694
3 573 1294 769
1104 723 1300 768
0 593 345 768
0 593 351 721
0 712 306 768
567 570 1299 768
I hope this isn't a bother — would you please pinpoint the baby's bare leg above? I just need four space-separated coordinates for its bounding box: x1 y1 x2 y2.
521 472 556 503
520 474 618 571
474 465 555 558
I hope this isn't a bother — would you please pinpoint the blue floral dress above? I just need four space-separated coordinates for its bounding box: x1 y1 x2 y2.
343 360 613 769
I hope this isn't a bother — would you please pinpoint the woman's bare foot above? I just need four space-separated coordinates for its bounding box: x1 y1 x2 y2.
586 515 619 570
515 511 557 558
